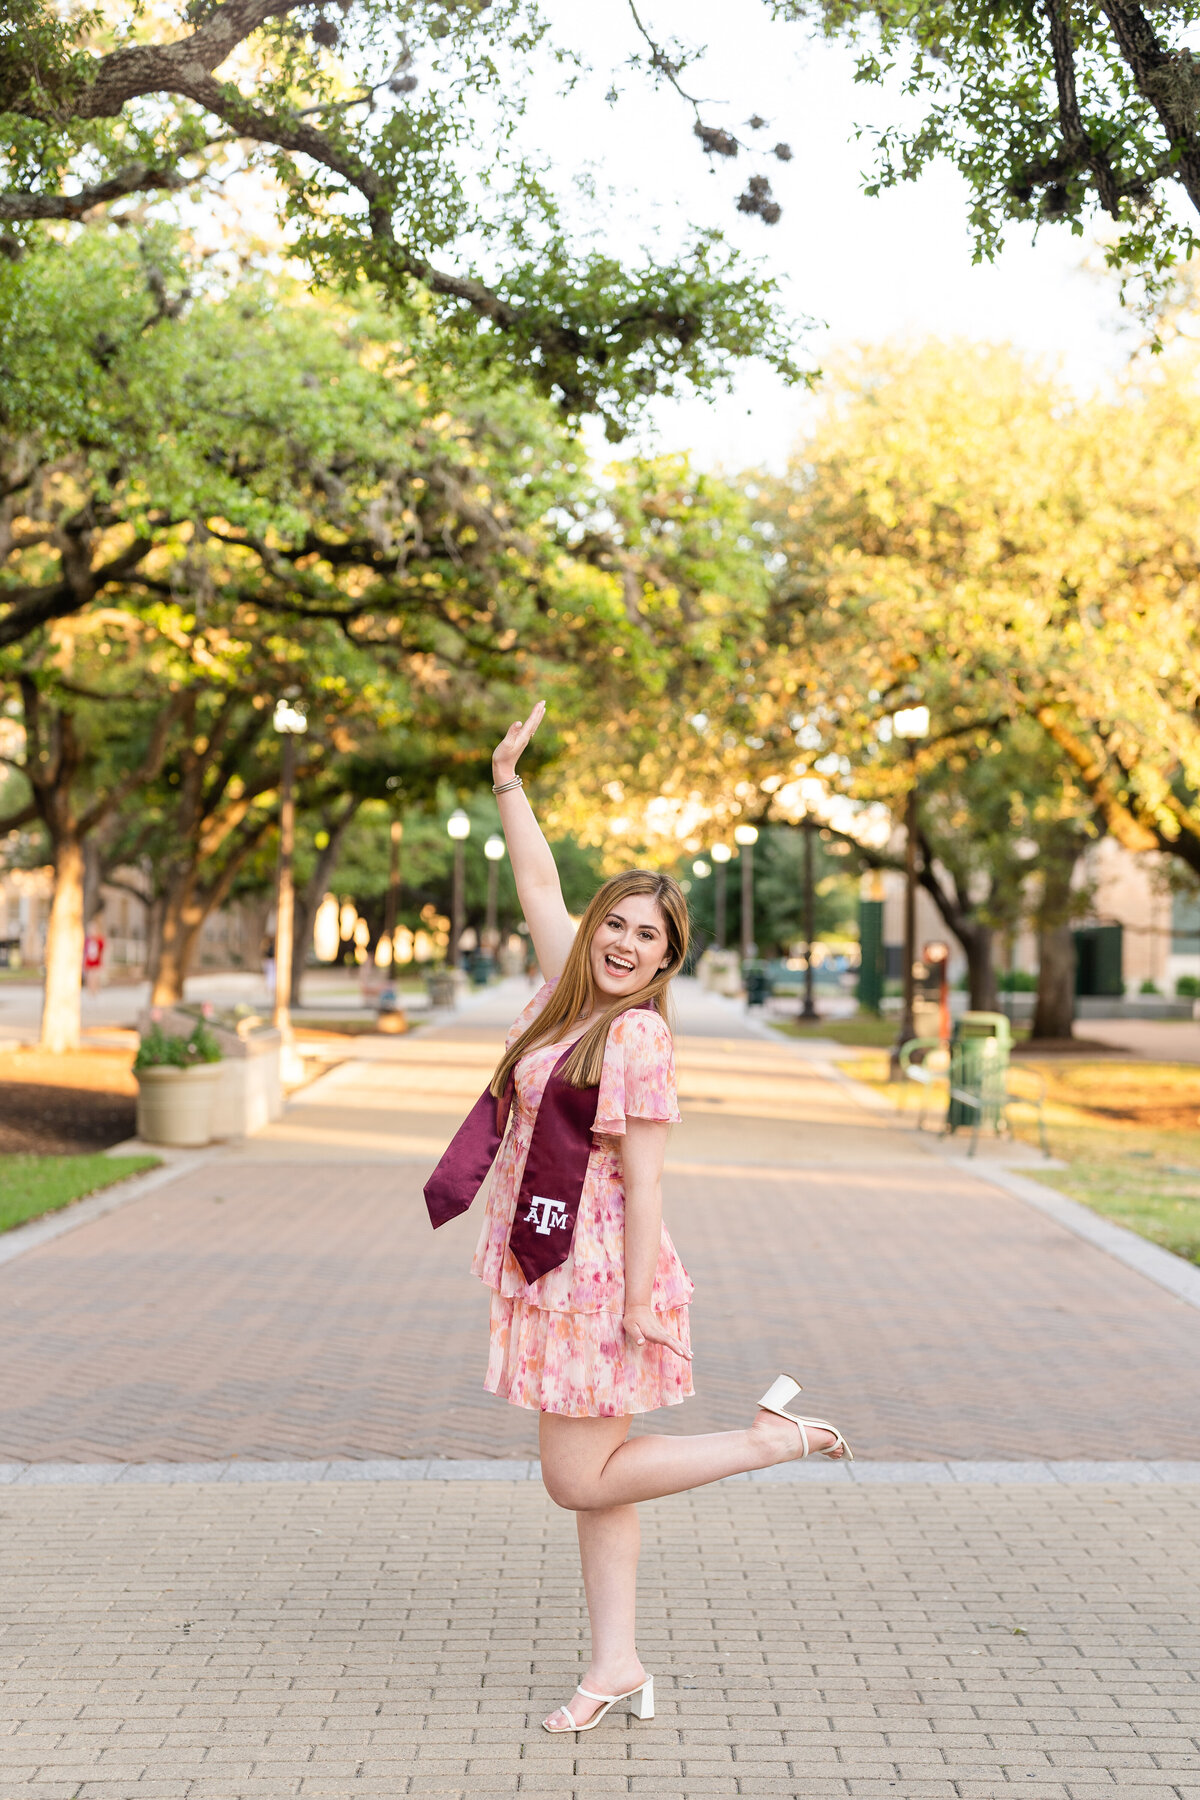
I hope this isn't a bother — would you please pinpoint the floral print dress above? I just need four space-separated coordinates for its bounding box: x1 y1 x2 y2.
472 979 695 1417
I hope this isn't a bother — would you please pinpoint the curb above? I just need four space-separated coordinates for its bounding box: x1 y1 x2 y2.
763 1022 1200 1318
1 1456 1198 1487
0 1151 212 1269
968 1161 1200 1313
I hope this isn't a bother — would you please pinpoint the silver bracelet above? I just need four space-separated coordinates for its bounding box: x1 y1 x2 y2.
492 775 524 795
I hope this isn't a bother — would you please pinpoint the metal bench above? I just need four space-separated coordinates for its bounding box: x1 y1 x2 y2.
899 1010 1049 1157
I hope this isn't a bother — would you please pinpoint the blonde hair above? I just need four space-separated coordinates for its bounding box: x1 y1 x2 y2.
490 869 690 1094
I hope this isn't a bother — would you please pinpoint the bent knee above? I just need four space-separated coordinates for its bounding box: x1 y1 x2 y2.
541 1467 594 1511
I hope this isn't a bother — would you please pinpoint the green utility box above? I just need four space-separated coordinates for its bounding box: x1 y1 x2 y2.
857 899 885 1014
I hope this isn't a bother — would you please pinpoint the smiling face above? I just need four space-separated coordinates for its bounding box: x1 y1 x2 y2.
588 893 673 1001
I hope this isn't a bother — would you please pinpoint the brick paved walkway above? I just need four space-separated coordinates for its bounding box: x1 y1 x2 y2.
4 980 1200 1800
2 979 1200 1462
2 1476 1198 1799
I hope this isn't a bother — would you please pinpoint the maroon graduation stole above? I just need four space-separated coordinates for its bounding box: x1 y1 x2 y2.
423 1038 600 1283
426 996 660 1283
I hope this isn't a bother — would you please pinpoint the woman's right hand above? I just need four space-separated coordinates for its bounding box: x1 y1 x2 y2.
492 698 546 782
622 1302 692 1361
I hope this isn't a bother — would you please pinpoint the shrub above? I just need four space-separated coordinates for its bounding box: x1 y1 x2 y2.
1139 978 1161 996
998 969 1037 991
1177 975 1200 998
133 1021 222 1071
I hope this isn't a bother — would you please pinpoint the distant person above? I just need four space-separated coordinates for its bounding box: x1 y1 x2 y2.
82 921 105 995
424 701 851 1738
261 937 276 1002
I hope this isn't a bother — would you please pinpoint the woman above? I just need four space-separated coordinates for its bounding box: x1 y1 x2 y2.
424 700 852 1737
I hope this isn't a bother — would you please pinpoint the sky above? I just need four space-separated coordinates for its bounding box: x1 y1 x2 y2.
526 0 1134 473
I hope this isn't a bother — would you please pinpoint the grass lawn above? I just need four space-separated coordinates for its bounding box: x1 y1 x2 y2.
1 1154 160 1234
843 1051 1200 1268
771 1014 1030 1049
1033 1124 1200 1268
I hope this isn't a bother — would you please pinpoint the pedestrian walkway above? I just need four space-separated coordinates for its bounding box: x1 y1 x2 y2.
2 978 1200 1797
2 980 1199 1462
2 1473 1197 1800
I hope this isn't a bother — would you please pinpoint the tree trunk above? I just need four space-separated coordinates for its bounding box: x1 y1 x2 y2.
1032 920 1076 1038
153 894 187 1002
290 889 314 1009
917 838 998 1011
82 834 104 930
961 922 998 1011
151 930 188 1006
1030 830 1085 1041
149 820 274 1003
152 867 203 1004
40 831 86 1053
290 797 361 1008
143 891 164 985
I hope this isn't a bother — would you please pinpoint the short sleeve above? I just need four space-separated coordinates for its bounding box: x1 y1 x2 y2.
594 1009 681 1136
505 977 559 1051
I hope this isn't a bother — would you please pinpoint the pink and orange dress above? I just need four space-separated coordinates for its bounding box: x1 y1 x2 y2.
472 979 694 1417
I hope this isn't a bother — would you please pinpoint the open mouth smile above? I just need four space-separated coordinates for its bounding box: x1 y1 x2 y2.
604 953 635 976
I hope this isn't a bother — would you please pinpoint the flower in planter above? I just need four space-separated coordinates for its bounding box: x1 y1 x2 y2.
134 1022 223 1072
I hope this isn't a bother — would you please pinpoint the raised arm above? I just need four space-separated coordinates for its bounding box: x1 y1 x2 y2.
492 701 576 979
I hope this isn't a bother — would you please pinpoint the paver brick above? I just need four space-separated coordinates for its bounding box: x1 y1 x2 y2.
1 1479 1198 1799
1 1000 1199 1799
3 1012 1200 1464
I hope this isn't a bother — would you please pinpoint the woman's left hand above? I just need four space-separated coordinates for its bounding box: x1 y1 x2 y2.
623 1302 692 1360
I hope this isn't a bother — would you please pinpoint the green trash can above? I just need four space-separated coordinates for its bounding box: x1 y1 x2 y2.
743 962 770 1008
947 1011 1012 1132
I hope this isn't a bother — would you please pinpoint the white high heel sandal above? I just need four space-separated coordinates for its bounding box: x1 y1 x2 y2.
758 1374 854 1461
542 1675 655 1734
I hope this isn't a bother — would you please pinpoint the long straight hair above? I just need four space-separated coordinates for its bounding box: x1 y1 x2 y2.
490 869 690 1094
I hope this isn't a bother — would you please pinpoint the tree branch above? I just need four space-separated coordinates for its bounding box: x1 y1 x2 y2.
1041 0 1121 215
47 0 302 122
1033 703 1161 852
0 536 154 648
77 690 192 836
0 798 38 833
0 164 187 222
1100 0 1200 215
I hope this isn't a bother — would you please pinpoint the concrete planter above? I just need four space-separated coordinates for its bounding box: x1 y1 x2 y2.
697 949 743 998
136 1063 222 1147
138 1008 284 1139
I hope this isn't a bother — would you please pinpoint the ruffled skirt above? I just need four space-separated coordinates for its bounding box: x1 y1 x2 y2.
485 1291 694 1417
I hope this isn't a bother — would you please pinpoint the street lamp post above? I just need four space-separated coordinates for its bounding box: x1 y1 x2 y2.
734 824 759 963
446 808 471 968
710 843 731 949
801 817 819 1020
383 818 403 946
271 697 308 1050
890 705 930 1073
483 834 506 952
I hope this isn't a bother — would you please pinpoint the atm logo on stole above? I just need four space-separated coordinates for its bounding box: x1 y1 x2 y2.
525 1195 569 1235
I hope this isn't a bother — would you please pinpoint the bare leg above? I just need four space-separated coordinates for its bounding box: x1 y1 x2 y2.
540 1406 837 1515
544 1465 647 1731
538 1405 841 1730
